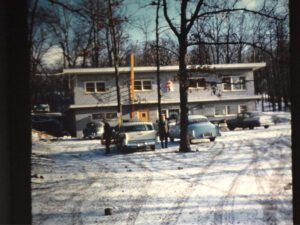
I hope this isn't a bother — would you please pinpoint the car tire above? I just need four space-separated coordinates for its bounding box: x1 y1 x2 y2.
209 137 216 142
264 125 269 129
150 145 155 151
228 126 234 131
121 146 127 154
170 137 174 142
249 126 254 130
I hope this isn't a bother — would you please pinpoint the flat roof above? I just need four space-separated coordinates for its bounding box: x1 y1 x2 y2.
62 63 266 75
68 96 261 109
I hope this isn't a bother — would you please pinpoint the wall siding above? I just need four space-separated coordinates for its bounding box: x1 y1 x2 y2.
72 68 259 137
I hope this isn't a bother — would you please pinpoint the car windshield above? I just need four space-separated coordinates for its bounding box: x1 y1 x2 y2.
189 118 208 124
122 124 153 132
247 112 262 117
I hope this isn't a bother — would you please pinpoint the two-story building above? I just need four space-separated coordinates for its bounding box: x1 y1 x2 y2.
63 63 266 137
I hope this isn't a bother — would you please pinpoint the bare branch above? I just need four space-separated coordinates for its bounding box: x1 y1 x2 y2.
188 40 275 59
197 8 287 21
162 0 179 37
47 0 86 18
186 0 204 34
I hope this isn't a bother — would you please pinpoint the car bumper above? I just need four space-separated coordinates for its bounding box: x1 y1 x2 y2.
126 140 156 148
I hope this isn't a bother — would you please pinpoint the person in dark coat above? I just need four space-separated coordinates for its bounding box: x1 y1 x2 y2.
103 121 112 154
158 114 169 148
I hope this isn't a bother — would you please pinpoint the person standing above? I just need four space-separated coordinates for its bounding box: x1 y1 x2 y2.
103 121 112 154
158 114 169 148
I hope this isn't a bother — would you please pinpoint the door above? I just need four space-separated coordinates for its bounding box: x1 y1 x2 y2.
138 111 149 122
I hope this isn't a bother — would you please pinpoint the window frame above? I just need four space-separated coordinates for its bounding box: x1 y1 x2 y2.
92 112 118 120
84 81 106 94
134 79 153 91
239 105 248 113
214 105 239 117
222 76 246 92
189 77 206 89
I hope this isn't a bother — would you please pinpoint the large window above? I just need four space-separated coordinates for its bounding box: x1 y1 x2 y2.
92 112 117 120
215 105 239 116
189 78 206 89
215 105 227 116
222 76 246 91
239 105 248 113
85 81 106 93
134 80 152 91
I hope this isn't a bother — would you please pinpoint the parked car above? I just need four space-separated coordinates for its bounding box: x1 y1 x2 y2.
271 114 291 124
226 111 274 131
169 115 221 143
83 121 104 139
32 115 64 137
116 122 157 152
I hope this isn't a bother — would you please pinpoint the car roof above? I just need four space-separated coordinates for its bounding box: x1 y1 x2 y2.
121 122 153 126
188 115 208 120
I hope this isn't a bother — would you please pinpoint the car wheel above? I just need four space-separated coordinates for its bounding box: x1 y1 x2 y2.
121 146 127 154
209 137 216 142
150 145 155 151
228 126 234 131
170 137 174 142
249 126 254 130
264 125 269 129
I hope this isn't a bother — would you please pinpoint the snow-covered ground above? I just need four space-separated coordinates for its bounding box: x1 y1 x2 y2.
32 123 292 225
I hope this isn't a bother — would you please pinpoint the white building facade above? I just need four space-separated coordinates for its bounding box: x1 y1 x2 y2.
63 63 266 137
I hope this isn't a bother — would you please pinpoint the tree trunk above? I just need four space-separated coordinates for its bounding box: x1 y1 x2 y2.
178 35 191 152
156 0 162 119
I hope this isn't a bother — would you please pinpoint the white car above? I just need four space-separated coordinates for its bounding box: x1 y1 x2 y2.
116 122 157 152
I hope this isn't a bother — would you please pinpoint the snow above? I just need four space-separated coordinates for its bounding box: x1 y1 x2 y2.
32 123 292 225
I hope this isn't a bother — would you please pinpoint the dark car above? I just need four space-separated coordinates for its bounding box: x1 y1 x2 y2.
226 111 274 131
83 122 104 139
32 116 64 137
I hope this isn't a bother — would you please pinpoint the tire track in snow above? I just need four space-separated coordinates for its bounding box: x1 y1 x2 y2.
33 141 101 225
211 129 289 225
122 153 154 225
158 142 226 225
154 141 218 168
251 131 292 224
207 141 247 225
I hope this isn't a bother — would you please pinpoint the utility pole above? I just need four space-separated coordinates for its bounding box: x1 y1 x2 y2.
130 53 135 119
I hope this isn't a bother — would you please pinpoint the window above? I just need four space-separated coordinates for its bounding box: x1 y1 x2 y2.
239 105 247 113
134 80 142 90
233 77 246 90
85 82 95 93
92 112 117 120
96 82 105 92
222 76 246 91
215 105 226 116
92 113 105 120
134 80 152 91
222 77 231 91
169 109 180 120
143 80 152 90
85 81 106 93
123 124 149 132
106 112 117 119
189 78 206 89
226 105 238 115
215 105 238 116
